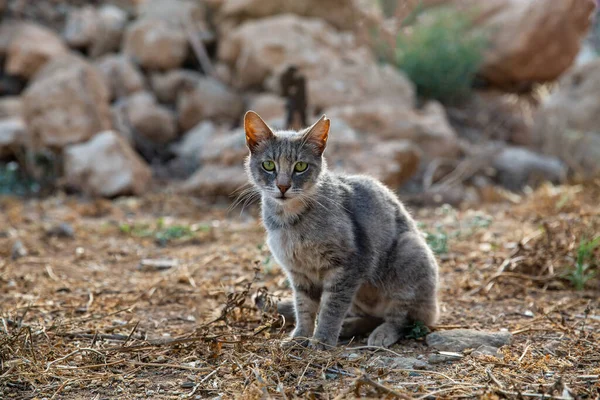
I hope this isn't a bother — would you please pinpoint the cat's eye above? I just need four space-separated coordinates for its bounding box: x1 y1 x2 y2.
262 160 276 172
294 162 308 173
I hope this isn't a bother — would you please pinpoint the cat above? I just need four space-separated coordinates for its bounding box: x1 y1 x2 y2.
244 111 439 349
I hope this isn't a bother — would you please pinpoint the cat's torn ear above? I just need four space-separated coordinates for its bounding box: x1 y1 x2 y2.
244 111 274 152
304 115 330 155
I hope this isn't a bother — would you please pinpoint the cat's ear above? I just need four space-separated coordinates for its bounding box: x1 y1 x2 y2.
303 115 330 156
244 111 274 152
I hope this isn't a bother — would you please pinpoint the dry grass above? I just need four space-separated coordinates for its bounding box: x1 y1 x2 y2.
1 183 599 399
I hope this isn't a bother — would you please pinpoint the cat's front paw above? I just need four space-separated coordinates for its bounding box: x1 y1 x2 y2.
309 336 336 351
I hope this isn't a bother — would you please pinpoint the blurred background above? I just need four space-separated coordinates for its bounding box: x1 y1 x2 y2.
2 2 600 398
0 0 598 205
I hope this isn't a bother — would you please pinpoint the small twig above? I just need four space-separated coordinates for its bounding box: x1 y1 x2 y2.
287 354 355 377
127 361 212 373
518 342 531 363
182 17 215 77
497 390 576 400
45 348 105 371
486 367 505 389
186 369 218 398
358 374 412 400
122 321 139 347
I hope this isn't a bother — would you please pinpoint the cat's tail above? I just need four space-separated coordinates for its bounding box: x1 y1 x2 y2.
254 293 295 325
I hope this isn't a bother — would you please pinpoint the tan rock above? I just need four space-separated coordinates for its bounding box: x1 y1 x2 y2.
64 5 128 58
413 0 596 89
218 14 414 110
22 55 112 149
179 164 248 198
123 18 188 70
126 92 177 144
150 69 202 104
217 0 377 31
96 55 145 100
177 77 244 131
326 100 459 159
329 140 422 188
64 130 152 197
171 121 217 161
248 93 286 122
5 22 68 79
0 97 22 118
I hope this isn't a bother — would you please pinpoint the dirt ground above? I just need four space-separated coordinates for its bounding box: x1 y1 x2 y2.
1 182 599 399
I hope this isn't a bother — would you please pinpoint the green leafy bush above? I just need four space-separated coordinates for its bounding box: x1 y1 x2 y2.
394 7 487 104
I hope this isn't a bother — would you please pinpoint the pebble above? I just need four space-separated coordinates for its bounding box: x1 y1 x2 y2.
11 240 27 260
46 222 75 238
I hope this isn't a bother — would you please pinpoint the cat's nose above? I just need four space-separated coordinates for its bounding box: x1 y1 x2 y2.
277 184 290 194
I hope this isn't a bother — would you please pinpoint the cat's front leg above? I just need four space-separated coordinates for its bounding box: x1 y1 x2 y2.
283 272 321 348
311 270 360 350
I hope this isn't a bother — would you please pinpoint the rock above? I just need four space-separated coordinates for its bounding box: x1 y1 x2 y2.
150 69 202 104
46 222 75 238
217 0 376 31
0 118 26 158
137 0 207 32
248 93 286 121
96 55 145 100
63 6 98 49
327 100 459 159
178 164 248 197
329 140 422 189
428 352 463 364
92 5 129 57
64 131 152 197
0 97 22 118
533 60 600 179
426 329 512 352
414 0 595 90
171 121 217 161
492 147 566 190
198 128 247 166
369 356 423 370
5 22 68 79
218 14 414 110
472 345 503 359
22 55 112 149
11 240 27 260
126 92 177 144
177 77 244 131
123 19 188 70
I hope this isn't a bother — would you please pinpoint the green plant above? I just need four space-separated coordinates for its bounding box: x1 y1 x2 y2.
394 7 487 103
119 218 198 245
565 237 600 291
424 226 449 255
406 320 430 339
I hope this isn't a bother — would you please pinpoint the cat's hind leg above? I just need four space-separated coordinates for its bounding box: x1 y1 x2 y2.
367 304 408 347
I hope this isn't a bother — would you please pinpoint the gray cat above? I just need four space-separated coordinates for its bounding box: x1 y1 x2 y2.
244 111 439 349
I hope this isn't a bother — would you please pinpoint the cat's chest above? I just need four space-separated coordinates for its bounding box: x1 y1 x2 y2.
267 229 329 272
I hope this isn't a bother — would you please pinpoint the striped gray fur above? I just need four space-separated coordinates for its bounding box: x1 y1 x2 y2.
244 111 439 349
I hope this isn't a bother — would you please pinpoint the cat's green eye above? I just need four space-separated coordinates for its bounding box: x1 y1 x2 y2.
295 162 308 173
262 160 276 171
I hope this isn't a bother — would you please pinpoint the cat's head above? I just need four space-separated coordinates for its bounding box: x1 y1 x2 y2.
244 111 329 203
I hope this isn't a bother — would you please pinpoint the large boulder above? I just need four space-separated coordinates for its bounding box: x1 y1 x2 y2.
216 0 377 31
414 0 596 90
326 100 459 159
178 164 248 198
5 22 68 79
64 4 128 58
64 131 152 197
177 77 244 131
492 147 566 190
22 55 112 149
0 97 22 118
170 121 217 162
96 54 146 100
533 59 600 179
248 93 287 121
218 14 414 110
126 91 177 144
124 0 208 70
